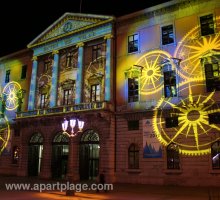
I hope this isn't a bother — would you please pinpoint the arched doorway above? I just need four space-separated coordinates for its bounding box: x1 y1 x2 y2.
79 130 100 180
28 132 43 176
51 132 69 179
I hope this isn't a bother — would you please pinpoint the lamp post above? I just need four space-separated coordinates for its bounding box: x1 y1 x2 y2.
61 117 85 196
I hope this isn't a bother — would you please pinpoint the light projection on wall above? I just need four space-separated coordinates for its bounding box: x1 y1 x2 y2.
135 50 172 95
174 16 220 81
0 114 10 155
153 82 220 156
2 81 22 111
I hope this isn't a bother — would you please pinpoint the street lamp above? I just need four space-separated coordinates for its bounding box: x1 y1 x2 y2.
62 118 85 137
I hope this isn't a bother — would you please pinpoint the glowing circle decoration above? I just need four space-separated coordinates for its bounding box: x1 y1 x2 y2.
174 16 220 81
2 81 21 111
153 82 220 156
135 50 172 95
0 114 10 155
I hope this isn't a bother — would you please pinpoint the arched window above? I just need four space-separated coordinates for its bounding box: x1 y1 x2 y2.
211 141 220 169
29 132 43 144
128 143 139 169
167 143 180 169
12 146 19 164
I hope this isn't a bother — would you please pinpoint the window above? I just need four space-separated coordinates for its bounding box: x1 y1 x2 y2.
12 146 20 164
211 141 220 169
164 71 177 98
128 34 139 53
204 63 220 92
200 14 214 36
128 78 139 102
44 60 51 73
128 120 139 130
128 143 139 169
209 113 220 124
5 70 10 83
167 143 180 169
40 93 47 108
21 65 27 79
91 84 100 102
161 25 174 45
165 117 178 128
92 44 102 60
66 52 73 68
63 89 72 105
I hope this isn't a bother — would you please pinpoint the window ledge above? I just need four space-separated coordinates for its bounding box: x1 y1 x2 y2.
126 169 141 173
164 169 182 174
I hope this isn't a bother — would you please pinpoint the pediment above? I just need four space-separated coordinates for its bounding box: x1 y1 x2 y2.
28 12 114 48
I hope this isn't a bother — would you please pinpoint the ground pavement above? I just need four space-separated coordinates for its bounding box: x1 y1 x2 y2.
0 176 219 200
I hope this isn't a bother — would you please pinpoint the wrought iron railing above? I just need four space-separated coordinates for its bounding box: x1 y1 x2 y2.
16 101 106 118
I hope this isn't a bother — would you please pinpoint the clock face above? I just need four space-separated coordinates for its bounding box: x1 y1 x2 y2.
63 22 73 33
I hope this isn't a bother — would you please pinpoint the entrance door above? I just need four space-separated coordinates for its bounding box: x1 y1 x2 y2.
28 133 43 176
79 130 99 180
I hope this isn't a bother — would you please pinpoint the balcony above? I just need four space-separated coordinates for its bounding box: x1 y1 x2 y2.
16 101 106 119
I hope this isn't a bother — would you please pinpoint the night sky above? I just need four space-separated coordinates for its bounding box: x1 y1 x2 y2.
0 0 171 57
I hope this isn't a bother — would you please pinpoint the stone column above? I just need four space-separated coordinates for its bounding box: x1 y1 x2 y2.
104 34 113 102
50 50 59 107
28 56 38 111
75 42 84 104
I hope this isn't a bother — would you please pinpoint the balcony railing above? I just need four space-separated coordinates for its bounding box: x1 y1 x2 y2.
16 101 106 119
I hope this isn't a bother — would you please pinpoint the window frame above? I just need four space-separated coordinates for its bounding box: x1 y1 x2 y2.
90 84 101 102
40 93 47 108
128 143 139 169
5 69 10 83
128 33 139 54
211 141 220 170
167 143 180 170
164 70 177 98
199 13 215 37
128 77 139 103
21 65 27 80
161 24 175 46
63 89 72 105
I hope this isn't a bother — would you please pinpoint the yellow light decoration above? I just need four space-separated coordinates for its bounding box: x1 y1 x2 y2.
0 114 10 155
2 81 22 111
174 16 220 81
135 50 172 95
153 82 220 156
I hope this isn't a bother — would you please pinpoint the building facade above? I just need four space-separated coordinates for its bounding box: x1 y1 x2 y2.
115 0 220 186
0 0 220 187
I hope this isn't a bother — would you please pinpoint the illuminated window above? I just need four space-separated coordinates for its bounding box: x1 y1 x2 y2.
204 63 220 92
92 44 102 60
211 141 220 169
161 25 174 45
200 14 214 36
128 120 139 130
128 143 139 169
165 117 178 128
5 70 10 83
128 78 139 102
63 89 72 105
21 65 27 79
209 112 220 124
91 84 100 102
164 71 177 97
40 93 47 108
12 146 20 164
167 143 180 169
128 34 139 53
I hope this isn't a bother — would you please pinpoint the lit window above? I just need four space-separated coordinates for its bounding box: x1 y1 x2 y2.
164 71 177 97
200 14 214 36
128 34 139 53
63 89 72 105
40 93 47 108
5 70 10 83
211 141 220 169
12 146 20 164
128 143 139 169
91 84 100 102
128 78 139 102
167 143 180 169
161 25 174 45
204 63 220 92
